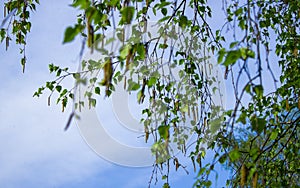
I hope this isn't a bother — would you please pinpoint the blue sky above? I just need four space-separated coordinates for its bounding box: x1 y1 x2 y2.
0 1 236 188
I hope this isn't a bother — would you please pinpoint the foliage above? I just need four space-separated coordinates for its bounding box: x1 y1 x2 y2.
1 0 39 72
1 0 299 187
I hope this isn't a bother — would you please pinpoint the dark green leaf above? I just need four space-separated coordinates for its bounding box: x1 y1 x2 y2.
179 15 188 28
56 85 62 92
63 26 80 44
161 8 167 16
95 87 100 95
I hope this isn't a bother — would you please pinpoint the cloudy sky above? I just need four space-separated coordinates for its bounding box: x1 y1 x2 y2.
0 1 234 188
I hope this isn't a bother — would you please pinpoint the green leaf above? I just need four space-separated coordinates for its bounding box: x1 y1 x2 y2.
120 6 135 25
136 43 145 59
127 80 140 91
240 48 247 59
270 129 279 140
223 49 241 66
179 15 188 28
204 180 212 187
229 41 239 48
247 49 255 58
217 48 226 64
163 183 170 188
234 7 243 16
46 81 55 91
245 84 251 94
218 154 227 164
108 0 119 6
72 73 80 79
56 69 62 77
251 116 266 134
0 29 6 42
120 44 131 59
159 43 168 49
161 8 167 16
60 89 68 97
33 87 45 97
249 148 260 160
229 149 241 162
95 87 100 95
254 85 264 98
158 125 169 140
89 98 96 108
63 26 80 43
71 0 90 9
237 111 247 124
55 85 62 92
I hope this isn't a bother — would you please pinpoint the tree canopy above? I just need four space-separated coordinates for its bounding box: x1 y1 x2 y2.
1 0 299 187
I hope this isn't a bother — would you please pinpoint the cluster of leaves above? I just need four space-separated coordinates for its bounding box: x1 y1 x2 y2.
212 0 300 187
2 0 300 187
1 0 39 72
